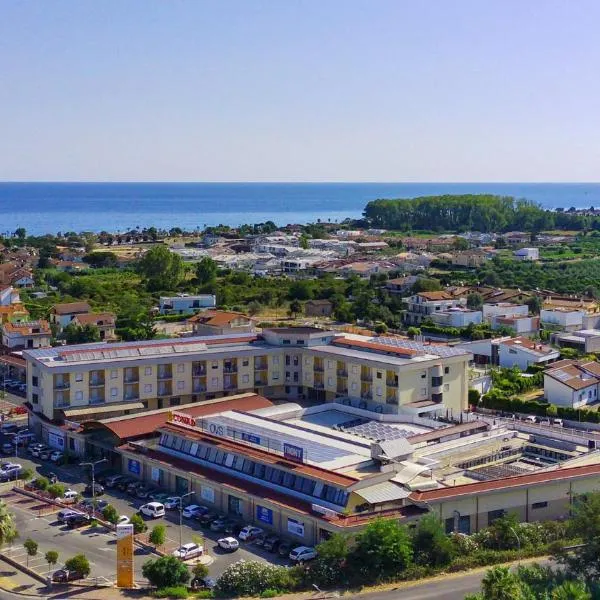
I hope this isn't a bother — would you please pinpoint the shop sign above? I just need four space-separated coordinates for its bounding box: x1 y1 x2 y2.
287 518 304 537
241 431 261 444
201 486 215 503
128 459 141 475
283 443 304 463
256 505 273 525
170 412 197 427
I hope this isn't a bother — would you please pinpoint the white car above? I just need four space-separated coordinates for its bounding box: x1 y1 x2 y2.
163 497 181 510
49 451 63 463
139 502 165 519
289 546 317 563
117 515 131 525
238 526 263 541
182 504 204 518
60 490 79 504
172 542 203 560
217 537 239 552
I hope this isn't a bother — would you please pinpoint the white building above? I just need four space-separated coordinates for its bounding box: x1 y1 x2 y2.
514 248 539 261
541 308 585 332
482 303 529 321
430 307 482 328
497 337 560 370
544 360 600 408
2 320 52 349
159 294 216 315
403 292 467 325
490 314 539 335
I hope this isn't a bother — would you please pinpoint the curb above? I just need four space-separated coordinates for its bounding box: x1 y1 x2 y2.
0 552 47 585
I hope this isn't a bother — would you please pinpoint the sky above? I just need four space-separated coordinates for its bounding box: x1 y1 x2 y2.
1 0 599 182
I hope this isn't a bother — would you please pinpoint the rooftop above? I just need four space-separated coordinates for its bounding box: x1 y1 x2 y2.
51 302 91 315
499 336 558 357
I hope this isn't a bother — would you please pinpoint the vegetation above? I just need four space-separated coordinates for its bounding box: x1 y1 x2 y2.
102 504 119 525
0 501 17 545
131 513 147 534
137 245 185 291
45 550 59 571
65 554 91 577
46 483 66 499
149 524 166 548
23 538 38 567
63 322 100 344
142 556 190 589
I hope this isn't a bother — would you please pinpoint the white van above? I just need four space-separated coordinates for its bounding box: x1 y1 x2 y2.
139 502 165 519
525 415 537 424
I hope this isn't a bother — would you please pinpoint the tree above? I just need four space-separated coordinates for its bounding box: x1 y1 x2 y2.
526 296 543 315
349 519 413 582
551 581 591 600
411 514 455 567
481 566 528 600
149 525 166 548
142 556 190 588
247 301 262 317
312 533 350 587
45 550 59 572
299 235 309 250
65 554 91 577
137 245 184 291
412 278 442 293
195 256 217 286
63 323 101 344
546 404 558 418
453 237 470 250
0 500 17 545
82 252 118 268
46 483 66 499
102 504 119 525
466 293 484 310
288 280 313 301
289 299 302 318
192 562 209 580
14 228 26 240
407 326 421 339
23 538 38 567
130 513 147 534
468 388 481 406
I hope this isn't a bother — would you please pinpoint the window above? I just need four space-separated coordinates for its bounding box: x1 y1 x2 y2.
144 384 152 393
272 371 279 380
285 355 291 365
296 339 304 345
273 356 280 365
420 387 427 396
32 376 38 386
351 382 357 391
376 386 383 396
145 367 152 376
488 509 505 524
304 357 311 365
110 370 118 379
421 372 426 379
328 377 333 386
509 348 517 354
376 372 382 379
211 377 218 386
212 361 218 369
444 366 450 374
75 391 83 401
282 339 291 345
432 376 443 387
75 372 83 382
351 365 358 374
177 364 185 373
532 501 548 510
443 383 450 392
242 359 249 367
32 393 38 404
177 381 184 391
242 374 249 384
111 387 118 397
327 361 333 369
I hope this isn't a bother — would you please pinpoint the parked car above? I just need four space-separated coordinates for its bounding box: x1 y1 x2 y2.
239 526 264 541
289 546 317 563
0 463 21 481
0 423 17 434
172 542 203 560
263 535 281 552
210 516 231 532
103 474 124 488
39 449 51 460
1 443 13 454
60 490 79 504
84 483 105 496
278 542 292 558
116 477 136 492
45 471 58 484
49 451 64 463
80 498 108 512
197 511 218 526
117 515 130 525
65 513 91 529
182 504 206 519
135 485 153 499
163 496 181 510
30 445 48 458
126 481 144 495
253 533 267 547
217 536 239 552
139 502 165 519
27 443 44 456
553 418 564 427
52 568 85 583
190 576 216 590
57 509 81 523
149 491 169 503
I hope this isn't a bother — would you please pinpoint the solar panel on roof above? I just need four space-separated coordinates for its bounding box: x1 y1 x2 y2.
174 343 207 353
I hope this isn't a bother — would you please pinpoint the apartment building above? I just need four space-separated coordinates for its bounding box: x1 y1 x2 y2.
159 294 216 315
403 291 467 325
23 328 471 427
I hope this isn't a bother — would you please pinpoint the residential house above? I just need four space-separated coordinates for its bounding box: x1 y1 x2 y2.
304 300 333 317
386 276 419 295
497 337 559 370
544 359 600 408
491 314 539 335
2 320 51 349
540 308 586 332
187 310 256 336
482 303 529 321
159 294 216 315
0 286 29 324
554 329 600 354
72 312 117 341
430 307 482 328
451 249 490 268
0 263 34 288
403 291 467 325
514 247 540 261
50 302 92 329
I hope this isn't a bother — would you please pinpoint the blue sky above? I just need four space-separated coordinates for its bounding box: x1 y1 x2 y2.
1 0 599 181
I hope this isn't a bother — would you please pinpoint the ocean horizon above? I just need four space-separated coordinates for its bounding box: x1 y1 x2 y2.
2 181 600 236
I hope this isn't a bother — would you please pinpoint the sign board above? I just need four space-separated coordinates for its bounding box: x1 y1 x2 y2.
47 431 65 450
283 443 304 463
127 459 140 475
256 505 273 525
151 467 161 483
201 486 215 503
116 524 134 588
170 411 197 427
287 518 304 537
241 431 261 445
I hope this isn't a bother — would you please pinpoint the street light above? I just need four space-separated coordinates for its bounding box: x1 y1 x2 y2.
6 431 24 460
80 458 107 516
176 491 195 550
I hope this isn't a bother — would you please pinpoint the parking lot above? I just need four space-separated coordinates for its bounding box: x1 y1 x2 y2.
0 431 296 583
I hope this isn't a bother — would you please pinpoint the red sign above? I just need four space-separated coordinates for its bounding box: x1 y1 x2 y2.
171 412 196 427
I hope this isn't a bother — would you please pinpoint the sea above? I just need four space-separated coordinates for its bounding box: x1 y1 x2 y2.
1 182 600 236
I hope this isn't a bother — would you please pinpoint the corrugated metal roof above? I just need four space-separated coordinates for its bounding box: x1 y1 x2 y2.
355 481 410 504
62 401 144 417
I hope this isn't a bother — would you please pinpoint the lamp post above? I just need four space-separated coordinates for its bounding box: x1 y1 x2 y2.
6 431 23 460
80 458 107 516
177 491 195 550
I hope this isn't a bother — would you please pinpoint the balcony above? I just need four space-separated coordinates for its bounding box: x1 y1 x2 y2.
361 373 373 382
124 375 139 383
157 384 172 396
254 379 267 386
314 382 324 389
90 397 106 405
224 383 237 390
54 401 70 409
337 387 348 395
157 371 172 381
386 395 398 405
223 365 238 374
54 381 70 390
89 379 105 387
254 362 268 371
337 369 348 377
192 367 206 376
386 379 398 387
314 364 324 373
124 393 139 401
193 384 207 393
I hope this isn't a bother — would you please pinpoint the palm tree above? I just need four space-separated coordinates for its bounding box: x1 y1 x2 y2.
0 501 17 545
551 581 591 600
481 566 524 600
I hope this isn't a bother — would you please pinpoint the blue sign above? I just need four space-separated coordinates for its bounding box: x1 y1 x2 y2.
128 459 141 475
256 505 273 525
283 443 304 463
241 432 261 445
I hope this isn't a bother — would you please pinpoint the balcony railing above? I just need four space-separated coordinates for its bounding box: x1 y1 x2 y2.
193 384 207 393
314 365 324 372
90 397 106 405
254 362 268 371
223 366 238 374
54 381 70 390
124 394 139 401
314 382 324 389
192 367 206 376
337 369 348 377
157 372 172 380
254 380 267 386
54 401 70 408
157 386 172 396
361 373 373 382
337 388 348 395
89 379 105 387
386 379 398 387
124 375 139 383
386 395 398 405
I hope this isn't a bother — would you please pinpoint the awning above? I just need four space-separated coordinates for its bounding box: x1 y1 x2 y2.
355 481 410 504
61 402 144 418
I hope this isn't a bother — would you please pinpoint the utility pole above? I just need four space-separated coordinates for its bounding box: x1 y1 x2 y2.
177 491 194 550
80 458 107 516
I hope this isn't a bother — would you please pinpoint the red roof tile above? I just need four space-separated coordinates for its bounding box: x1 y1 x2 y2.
332 337 418 357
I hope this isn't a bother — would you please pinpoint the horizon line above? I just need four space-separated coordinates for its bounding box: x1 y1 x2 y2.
2 180 600 185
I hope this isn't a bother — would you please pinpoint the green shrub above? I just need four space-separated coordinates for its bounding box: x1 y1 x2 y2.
259 590 280 599
193 592 214 599
152 586 189 599
214 561 298 597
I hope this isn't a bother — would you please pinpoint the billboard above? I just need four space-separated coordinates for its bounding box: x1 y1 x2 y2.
283 443 304 463
256 505 273 525
287 518 305 537
116 524 134 588
127 459 140 475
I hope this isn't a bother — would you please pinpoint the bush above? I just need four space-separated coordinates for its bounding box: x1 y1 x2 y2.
65 554 91 577
47 483 66 499
193 592 214 599
33 476 49 491
468 389 481 406
259 590 280 598
152 586 189 599
131 513 147 534
19 468 34 481
149 524 167 547
102 504 119 525
143 556 190 589
214 561 300 598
